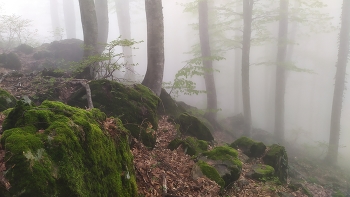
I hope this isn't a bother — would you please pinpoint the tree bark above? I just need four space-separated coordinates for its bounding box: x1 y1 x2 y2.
234 5 242 115
274 0 289 144
241 0 253 136
50 0 61 40
115 0 135 81
62 0 76 38
198 0 218 122
325 0 350 165
142 0 164 97
77 0 99 80
95 0 109 53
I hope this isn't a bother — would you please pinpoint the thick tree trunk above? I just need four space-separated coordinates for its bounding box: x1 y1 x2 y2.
115 0 135 81
50 0 61 40
62 0 76 39
78 0 99 80
95 0 109 53
142 0 164 97
234 5 242 115
241 0 253 136
198 0 218 122
274 0 289 144
325 0 350 165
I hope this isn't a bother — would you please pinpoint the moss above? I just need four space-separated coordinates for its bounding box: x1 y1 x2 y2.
68 79 160 148
0 100 137 196
198 161 225 187
230 136 266 157
158 88 186 118
175 113 214 141
203 146 241 167
167 137 208 156
249 164 275 180
262 144 288 184
0 88 16 112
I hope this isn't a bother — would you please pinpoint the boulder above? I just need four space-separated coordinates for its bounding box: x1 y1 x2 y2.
196 160 225 187
67 79 160 148
246 164 275 180
230 136 266 157
175 112 214 141
0 88 16 112
0 52 22 70
158 88 185 118
199 146 242 187
0 100 137 196
167 136 208 156
15 44 34 54
262 144 288 183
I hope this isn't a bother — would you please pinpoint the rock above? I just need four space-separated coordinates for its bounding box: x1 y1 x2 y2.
158 88 186 118
0 52 22 70
246 164 275 180
196 160 225 187
0 100 137 196
262 144 289 183
175 112 214 141
15 44 34 54
200 146 242 187
0 88 16 112
67 79 160 148
230 136 266 157
46 38 84 62
167 136 208 156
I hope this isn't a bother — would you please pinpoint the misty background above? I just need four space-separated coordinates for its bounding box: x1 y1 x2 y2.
1 0 349 166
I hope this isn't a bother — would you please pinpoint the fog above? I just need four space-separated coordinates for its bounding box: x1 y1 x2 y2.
1 0 349 167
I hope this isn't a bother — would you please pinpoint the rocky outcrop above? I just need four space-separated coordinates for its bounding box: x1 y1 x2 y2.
175 113 214 141
230 136 266 157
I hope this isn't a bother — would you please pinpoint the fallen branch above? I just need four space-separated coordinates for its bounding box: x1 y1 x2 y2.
70 79 94 109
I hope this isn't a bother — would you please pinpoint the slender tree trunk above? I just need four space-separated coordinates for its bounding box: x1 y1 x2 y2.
142 0 164 97
62 0 76 38
234 5 242 115
115 0 135 81
95 0 109 53
198 0 218 122
274 0 289 143
77 0 99 80
325 0 350 165
241 0 253 136
50 0 61 40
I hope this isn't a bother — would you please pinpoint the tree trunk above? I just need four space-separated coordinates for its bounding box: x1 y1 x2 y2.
241 0 253 136
198 0 218 122
115 0 135 81
274 0 289 144
233 5 242 115
325 0 350 165
142 0 164 97
78 0 99 80
62 0 76 38
95 0 109 53
50 0 61 40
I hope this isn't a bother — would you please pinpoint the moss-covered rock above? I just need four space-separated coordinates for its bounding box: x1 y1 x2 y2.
230 136 266 157
0 100 137 196
246 164 275 180
167 136 208 156
262 144 288 184
0 52 22 70
0 88 16 112
15 44 34 54
175 113 213 141
158 88 186 118
68 79 160 148
200 146 242 187
197 160 225 187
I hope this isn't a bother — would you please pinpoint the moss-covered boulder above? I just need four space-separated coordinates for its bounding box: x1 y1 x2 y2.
230 136 266 158
199 146 242 187
68 79 160 148
0 88 16 112
0 52 22 70
15 44 34 54
175 113 213 141
246 164 275 180
0 100 137 196
262 144 288 183
167 136 208 156
197 160 225 187
158 88 186 118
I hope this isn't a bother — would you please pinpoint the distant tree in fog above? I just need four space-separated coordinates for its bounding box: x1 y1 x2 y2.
141 0 164 96
325 0 350 165
50 0 62 40
62 0 76 39
96 0 109 53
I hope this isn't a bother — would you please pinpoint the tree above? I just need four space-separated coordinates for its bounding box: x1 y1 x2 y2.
50 0 61 40
274 0 289 143
115 0 135 80
62 0 76 38
241 0 254 136
198 0 218 122
95 0 109 53
78 0 99 80
325 0 350 165
142 0 164 97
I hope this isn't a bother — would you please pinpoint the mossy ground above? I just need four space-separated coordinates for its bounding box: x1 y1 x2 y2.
68 79 160 148
0 88 16 112
0 100 137 196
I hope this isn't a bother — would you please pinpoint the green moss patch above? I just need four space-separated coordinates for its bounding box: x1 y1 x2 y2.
247 164 275 180
197 161 225 187
0 100 137 196
262 144 288 184
0 88 16 112
230 136 266 157
68 79 160 148
175 113 213 141
167 137 208 156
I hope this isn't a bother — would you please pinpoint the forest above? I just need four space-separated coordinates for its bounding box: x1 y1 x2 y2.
0 0 349 196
